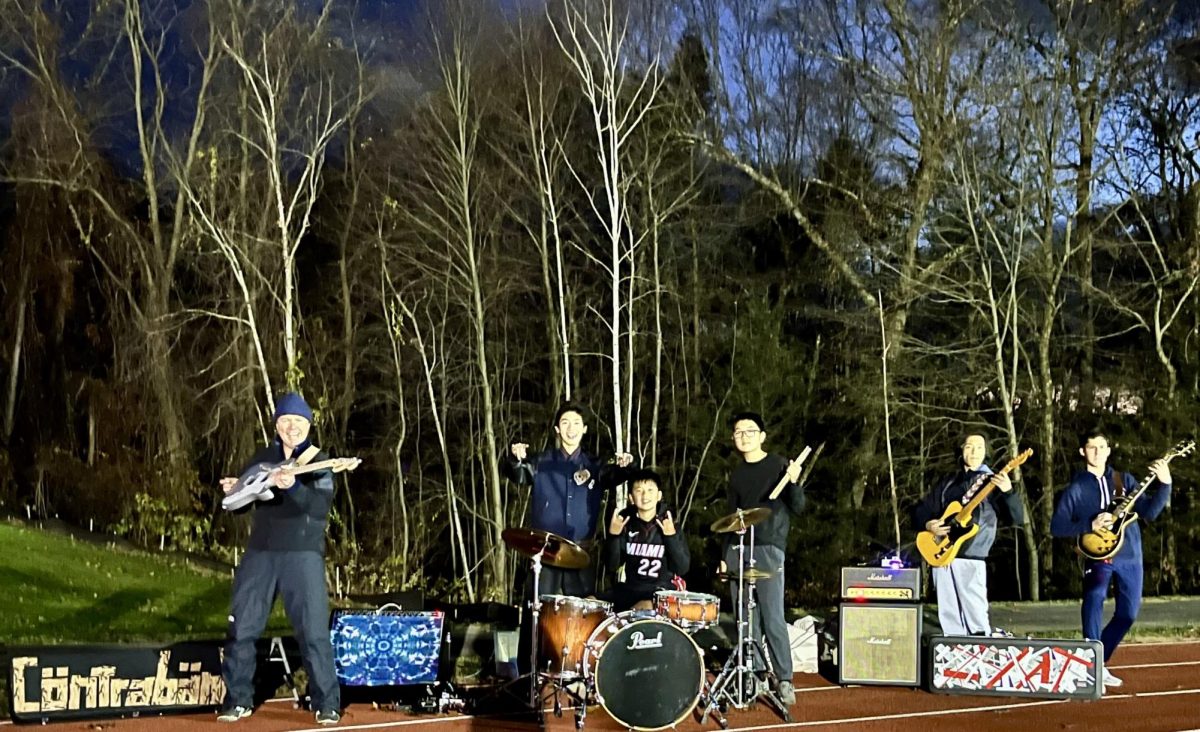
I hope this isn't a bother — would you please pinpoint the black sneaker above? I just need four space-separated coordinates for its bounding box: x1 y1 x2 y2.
315 709 341 726
217 706 252 722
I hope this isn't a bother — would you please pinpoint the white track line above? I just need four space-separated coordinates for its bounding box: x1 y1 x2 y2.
1113 660 1200 670
720 690 1200 731
280 686 1200 732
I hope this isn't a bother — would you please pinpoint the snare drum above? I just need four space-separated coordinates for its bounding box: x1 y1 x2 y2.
584 618 704 730
537 594 611 678
654 590 720 630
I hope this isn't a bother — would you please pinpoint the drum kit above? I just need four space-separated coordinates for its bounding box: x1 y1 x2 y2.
501 504 786 731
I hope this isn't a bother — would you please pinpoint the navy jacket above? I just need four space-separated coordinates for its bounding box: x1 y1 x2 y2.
234 439 336 554
1051 466 1171 563
913 464 1025 561
505 447 632 543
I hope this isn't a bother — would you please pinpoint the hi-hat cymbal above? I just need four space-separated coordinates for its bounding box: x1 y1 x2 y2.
709 506 772 533
715 567 776 582
501 527 591 569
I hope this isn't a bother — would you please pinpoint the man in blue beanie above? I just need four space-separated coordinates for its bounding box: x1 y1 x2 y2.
217 392 341 725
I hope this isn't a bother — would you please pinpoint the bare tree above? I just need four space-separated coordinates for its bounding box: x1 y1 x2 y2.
550 0 669 468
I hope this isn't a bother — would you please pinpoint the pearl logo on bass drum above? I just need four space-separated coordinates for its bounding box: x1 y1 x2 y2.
627 630 664 650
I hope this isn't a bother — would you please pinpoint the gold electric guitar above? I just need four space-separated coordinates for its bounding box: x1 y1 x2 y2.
916 448 1033 568
1076 439 1193 561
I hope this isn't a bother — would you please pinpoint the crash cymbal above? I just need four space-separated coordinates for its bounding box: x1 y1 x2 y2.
709 506 772 533
501 527 591 570
715 567 776 583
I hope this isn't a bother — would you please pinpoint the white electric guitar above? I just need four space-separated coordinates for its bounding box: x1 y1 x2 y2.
222 456 361 511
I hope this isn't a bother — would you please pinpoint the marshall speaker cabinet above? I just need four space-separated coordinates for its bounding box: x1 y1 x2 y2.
330 608 444 687
838 602 922 686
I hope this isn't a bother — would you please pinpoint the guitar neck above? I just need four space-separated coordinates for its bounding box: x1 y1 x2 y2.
1112 466 1167 517
285 459 342 476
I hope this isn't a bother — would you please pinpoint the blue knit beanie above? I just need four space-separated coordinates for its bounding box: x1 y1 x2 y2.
273 392 314 423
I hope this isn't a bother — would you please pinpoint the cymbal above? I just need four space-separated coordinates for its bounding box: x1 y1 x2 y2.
715 567 776 582
501 527 591 570
709 506 772 533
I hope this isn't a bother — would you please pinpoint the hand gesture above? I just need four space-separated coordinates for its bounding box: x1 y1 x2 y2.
994 473 1013 493
609 511 630 536
614 452 633 468
785 458 804 484
925 519 950 539
656 510 677 536
271 469 296 490
219 477 238 494
1149 458 1172 486
1091 512 1114 532
511 442 529 461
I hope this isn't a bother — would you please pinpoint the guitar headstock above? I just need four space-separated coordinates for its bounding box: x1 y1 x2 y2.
1165 440 1196 461
1002 448 1034 472
332 457 362 473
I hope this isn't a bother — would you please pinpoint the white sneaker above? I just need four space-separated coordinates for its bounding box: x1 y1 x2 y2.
1102 669 1123 687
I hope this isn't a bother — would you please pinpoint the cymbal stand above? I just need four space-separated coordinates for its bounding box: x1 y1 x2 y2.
700 524 790 726
528 547 545 711
478 544 546 715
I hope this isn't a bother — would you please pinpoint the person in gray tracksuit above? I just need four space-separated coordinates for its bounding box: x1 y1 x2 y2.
914 432 1025 637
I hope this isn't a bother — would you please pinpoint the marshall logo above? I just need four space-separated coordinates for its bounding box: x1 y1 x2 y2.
867 573 893 582
867 636 894 646
626 631 664 650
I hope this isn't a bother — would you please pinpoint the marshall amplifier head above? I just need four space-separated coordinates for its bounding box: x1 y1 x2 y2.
841 566 920 601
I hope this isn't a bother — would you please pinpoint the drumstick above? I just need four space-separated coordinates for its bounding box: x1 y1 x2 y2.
768 446 812 500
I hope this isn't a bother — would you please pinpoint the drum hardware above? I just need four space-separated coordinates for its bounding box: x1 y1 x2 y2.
699 518 793 726
493 527 591 713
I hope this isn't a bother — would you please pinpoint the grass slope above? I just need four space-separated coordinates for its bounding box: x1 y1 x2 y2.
0 521 287 645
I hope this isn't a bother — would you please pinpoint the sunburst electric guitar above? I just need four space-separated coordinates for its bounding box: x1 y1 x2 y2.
1076 439 1194 560
916 448 1033 568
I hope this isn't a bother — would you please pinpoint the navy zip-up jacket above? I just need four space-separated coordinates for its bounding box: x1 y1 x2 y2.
232 439 335 554
1051 466 1171 563
505 447 632 543
913 464 1025 561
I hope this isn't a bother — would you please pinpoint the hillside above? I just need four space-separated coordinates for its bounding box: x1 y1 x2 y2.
0 521 287 646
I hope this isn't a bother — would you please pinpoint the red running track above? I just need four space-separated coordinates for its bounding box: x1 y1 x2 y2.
7 641 1198 732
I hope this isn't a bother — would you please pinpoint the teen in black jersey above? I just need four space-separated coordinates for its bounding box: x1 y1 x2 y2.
606 469 690 611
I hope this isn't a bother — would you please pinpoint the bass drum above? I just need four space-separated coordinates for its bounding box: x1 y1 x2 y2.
586 618 704 730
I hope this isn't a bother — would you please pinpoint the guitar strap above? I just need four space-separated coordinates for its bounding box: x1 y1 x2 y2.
960 470 992 503
295 445 320 467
